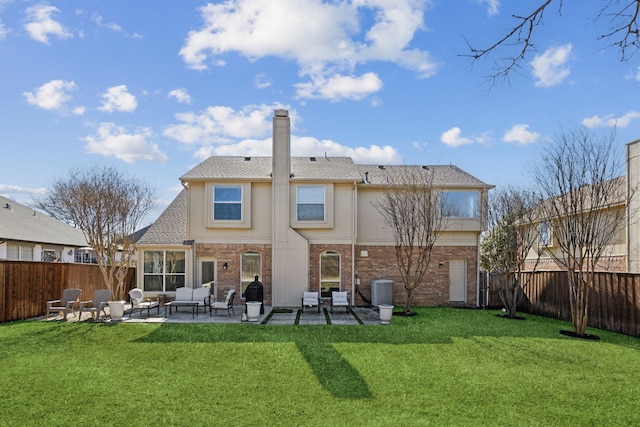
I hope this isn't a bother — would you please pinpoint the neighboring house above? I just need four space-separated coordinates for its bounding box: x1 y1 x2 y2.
523 138 640 273
0 196 89 262
136 110 493 307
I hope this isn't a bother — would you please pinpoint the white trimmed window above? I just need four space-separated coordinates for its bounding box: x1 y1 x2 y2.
240 251 261 298
214 185 243 221
441 191 479 218
320 251 340 298
297 185 325 221
7 244 33 261
143 250 186 292
207 183 251 228
540 221 552 246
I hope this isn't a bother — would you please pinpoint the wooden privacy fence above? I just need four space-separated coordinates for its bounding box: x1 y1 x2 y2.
0 261 135 323
488 271 640 337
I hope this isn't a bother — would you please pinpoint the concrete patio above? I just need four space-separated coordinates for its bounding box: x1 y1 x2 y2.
46 304 387 325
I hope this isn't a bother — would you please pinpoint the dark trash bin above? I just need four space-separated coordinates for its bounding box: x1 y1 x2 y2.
245 275 264 314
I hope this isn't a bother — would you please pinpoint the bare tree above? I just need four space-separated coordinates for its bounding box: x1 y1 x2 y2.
534 128 628 336
465 1 640 84
37 166 156 300
481 186 541 318
373 167 447 314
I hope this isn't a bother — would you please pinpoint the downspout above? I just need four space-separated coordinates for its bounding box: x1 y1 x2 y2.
352 180 357 306
476 232 481 307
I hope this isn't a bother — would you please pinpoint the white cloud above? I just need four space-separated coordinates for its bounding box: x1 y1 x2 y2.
0 184 47 196
0 19 7 40
530 44 572 88
502 124 540 144
166 103 401 164
193 135 402 165
294 72 383 101
92 14 123 32
72 106 86 115
24 5 72 44
164 104 288 145
582 111 640 128
98 85 137 112
179 0 436 101
478 0 499 16
440 127 473 147
23 79 76 110
92 13 141 38
168 88 192 104
254 73 272 89
82 122 168 163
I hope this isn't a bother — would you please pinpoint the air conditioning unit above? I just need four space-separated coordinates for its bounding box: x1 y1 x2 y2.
371 279 393 307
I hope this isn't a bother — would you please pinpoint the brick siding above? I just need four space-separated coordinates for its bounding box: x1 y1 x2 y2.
195 242 479 308
196 243 272 305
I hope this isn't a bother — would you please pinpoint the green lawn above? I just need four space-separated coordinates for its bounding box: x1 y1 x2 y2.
2 308 640 426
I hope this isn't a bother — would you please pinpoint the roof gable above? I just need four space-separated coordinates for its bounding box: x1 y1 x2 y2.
136 190 188 245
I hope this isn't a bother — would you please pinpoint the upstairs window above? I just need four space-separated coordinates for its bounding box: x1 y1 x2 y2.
540 221 552 246
297 186 325 221
441 191 479 218
213 185 242 221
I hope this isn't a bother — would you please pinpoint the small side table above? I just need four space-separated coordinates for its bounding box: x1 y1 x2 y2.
157 294 174 307
165 301 199 318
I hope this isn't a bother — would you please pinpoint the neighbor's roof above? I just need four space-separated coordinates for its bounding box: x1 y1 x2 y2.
355 164 493 189
0 196 87 246
136 190 187 246
180 156 363 182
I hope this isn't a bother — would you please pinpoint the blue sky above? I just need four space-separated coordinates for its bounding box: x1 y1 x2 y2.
1 0 640 226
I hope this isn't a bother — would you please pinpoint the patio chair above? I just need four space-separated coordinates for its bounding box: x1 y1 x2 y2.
301 291 320 313
46 288 82 320
192 287 210 314
331 291 350 313
79 289 112 321
128 288 160 318
210 289 236 317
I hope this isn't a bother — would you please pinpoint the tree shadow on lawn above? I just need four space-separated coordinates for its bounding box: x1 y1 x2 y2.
129 310 621 400
5 309 638 399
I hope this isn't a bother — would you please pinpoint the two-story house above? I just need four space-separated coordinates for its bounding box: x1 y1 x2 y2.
136 110 492 308
523 138 640 273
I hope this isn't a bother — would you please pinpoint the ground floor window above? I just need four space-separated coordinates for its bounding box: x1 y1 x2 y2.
42 249 62 262
320 251 340 298
143 250 186 292
241 251 261 298
74 249 97 264
7 244 33 261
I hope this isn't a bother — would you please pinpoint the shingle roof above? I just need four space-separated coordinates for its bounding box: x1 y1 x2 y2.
143 159 492 246
355 164 493 188
0 196 87 246
180 156 362 182
136 190 188 245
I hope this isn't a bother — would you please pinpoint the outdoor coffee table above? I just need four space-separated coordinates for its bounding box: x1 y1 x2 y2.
165 301 199 318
